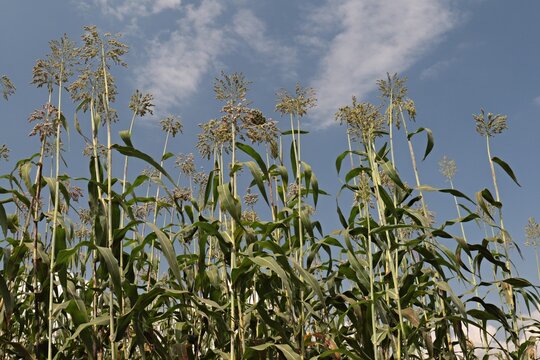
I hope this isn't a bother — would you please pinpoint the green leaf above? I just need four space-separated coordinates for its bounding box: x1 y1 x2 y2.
310 171 320 207
111 144 174 184
251 256 292 295
381 160 406 190
502 277 533 288
281 129 308 135
62 315 109 350
20 161 33 195
244 161 269 205
96 246 122 297
492 156 521 187
237 142 269 177
162 151 174 161
293 261 324 305
335 150 349 175
407 127 434 160
275 344 300 360
119 129 133 147
203 169 214 209
480 188 502 208
217 183 241 223
250 343 273 351
73 111 89 142
0 274 13 316
147 223 182 283
0 203 7 237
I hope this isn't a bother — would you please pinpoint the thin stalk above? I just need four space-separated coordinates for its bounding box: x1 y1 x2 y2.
148 129 170 289
398 108 427 216
450 178 479 292
485 135 519 342
363 197 378 360
101 42 117 359
230 119 237 359
32 138 46 355
117 106 136 360
47 65 63 360
89 99 104 359
367 138 404 360
30 90 53 353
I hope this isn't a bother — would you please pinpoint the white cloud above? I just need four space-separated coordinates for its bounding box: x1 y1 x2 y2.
306 0 458 128
533 96 540 107
134 0 226 113
232 9 297 69
91 0 182 20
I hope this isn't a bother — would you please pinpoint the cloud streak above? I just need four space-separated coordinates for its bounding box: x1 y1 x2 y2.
134 0 226 113
91 0 182 20
306 0 458 128
232 9 297 69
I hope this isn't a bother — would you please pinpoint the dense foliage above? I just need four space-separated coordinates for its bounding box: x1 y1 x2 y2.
1 27 539 360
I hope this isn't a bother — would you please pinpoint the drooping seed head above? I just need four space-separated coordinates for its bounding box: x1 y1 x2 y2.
1 75 16 100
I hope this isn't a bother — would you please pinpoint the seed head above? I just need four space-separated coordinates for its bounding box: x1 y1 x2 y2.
28 103 60 140
242 210 259 223
134 204 150 220
129 90 154 117
0 144 10 161
82 142 107 158
75 224 91 239
141 167 160 180
244 111 279 145
193 171 209 186
175 153 195 177
160 115 183 137
1 75 15 100
377 73 410 128
525 217 540 246
335 97 385 143
197 118 233 159
439 156 457 181
473 109 508 137
214 71 250 105
276 83 317 118
243 189 259 207
78 208 93 225
172 187 192 202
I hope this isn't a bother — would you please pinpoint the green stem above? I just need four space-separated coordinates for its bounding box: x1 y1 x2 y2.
47 67 63 360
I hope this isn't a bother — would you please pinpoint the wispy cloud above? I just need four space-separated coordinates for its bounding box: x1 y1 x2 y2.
306 0 459 128
533 96 540 107
134 0 226 113
90 0 182 20
420 58 457 80
232 9 297 69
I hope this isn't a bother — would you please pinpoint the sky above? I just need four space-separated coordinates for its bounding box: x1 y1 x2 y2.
1 1 540 284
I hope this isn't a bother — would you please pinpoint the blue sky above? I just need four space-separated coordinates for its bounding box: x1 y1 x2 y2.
1 1 540 281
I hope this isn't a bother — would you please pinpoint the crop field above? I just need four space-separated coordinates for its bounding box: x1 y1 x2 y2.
1 25 540 360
